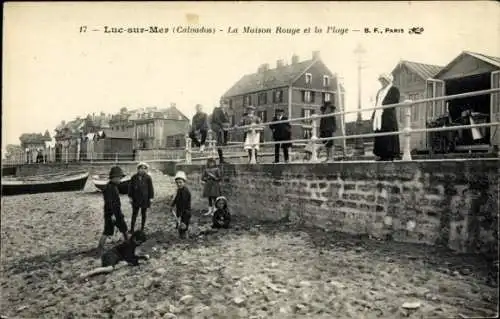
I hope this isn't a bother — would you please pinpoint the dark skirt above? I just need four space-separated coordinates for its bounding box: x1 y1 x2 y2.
203 180 221 198
373 131 401 159
320 130 334 148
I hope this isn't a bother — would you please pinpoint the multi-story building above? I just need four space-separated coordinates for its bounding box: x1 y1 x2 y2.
19 131 51 163
221 51 345 144
131 104 190 149
391 60 444 151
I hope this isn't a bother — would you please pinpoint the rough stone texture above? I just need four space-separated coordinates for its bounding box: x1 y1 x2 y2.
177 160 499 257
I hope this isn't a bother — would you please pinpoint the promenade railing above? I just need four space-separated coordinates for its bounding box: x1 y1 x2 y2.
183 88 500 164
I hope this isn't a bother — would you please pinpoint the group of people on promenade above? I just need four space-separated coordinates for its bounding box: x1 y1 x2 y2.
188 72 401 164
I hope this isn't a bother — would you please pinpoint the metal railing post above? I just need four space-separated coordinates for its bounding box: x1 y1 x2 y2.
185 133 192 164
115 153 118 163
402 100 413 161
208 129 217 159
310 115 319 162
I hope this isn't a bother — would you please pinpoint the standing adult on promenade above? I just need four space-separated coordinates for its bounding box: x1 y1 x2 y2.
211 99 231 164
269 108 292 163
189 104 209 152
371 73 401 161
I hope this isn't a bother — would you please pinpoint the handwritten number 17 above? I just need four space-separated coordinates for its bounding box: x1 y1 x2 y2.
80 26 87 33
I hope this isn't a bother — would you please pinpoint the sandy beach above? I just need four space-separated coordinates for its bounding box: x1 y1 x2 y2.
1 171 498 319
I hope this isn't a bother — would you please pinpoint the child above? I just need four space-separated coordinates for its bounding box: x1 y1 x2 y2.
239 105 263 163
81 231 149 279
202 158 221 216
212 196 231 229
128 162 155 233
171 171 192 239
97 166 129 254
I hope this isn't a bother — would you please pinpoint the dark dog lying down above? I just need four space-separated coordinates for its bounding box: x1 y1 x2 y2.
80 231 149 279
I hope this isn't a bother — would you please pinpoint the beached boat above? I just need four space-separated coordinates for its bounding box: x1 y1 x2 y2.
1 171 89 196
92 174 131 194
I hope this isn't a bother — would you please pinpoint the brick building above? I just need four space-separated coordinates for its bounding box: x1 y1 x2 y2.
131 104 190 149
221 51 345 144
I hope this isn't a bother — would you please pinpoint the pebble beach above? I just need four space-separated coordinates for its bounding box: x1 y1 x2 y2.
1 171 498 319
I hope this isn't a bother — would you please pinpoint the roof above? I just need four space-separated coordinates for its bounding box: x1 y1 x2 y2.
19 133 51 144
102 128 133 139
434 50 500 79
393 60 444 80
223 59 320 97
130 106 189 121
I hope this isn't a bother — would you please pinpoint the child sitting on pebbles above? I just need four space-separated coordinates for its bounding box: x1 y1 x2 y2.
212 196 231 229
171 171 192 239
97 166 130 254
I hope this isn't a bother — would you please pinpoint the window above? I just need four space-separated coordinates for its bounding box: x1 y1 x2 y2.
257 110 267 123
273 90 283 103
303 91 310 103
302 91 315 103
244 95 252 106
323 92 331 102
323 75 330 87
305 73 312 84
258 92 268 105
228 99 233 108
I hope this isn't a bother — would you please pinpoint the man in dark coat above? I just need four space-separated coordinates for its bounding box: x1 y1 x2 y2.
128 162 154 233
269 108 292 163
211 99 231 164
189 104 209 152
319 101 337 162
371 73 401 161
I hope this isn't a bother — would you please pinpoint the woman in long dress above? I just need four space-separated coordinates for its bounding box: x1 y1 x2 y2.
371 73 401 161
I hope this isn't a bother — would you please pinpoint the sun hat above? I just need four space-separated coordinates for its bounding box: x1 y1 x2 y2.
246 105 256 110
378 73 393 83
174 171 187 182
137 162 149 169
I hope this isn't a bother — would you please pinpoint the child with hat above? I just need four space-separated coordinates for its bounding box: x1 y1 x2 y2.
97 166 130 254
171 171 192 239
238 105 263 163
128 162 155 233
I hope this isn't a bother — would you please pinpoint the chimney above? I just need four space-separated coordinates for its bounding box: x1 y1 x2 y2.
276 59 284 68
291 54 299 64
312 51 320 60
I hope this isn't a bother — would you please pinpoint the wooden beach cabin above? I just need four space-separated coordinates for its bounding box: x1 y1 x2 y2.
425 51 500 154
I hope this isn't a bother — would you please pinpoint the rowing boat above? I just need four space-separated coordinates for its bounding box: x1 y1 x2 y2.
1 171 89 196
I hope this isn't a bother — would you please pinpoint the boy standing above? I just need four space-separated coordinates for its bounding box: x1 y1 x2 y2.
171 171 192 239
128 162 155 233
97 166 129 254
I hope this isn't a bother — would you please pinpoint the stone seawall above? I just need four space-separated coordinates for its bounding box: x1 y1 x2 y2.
177 160 499 257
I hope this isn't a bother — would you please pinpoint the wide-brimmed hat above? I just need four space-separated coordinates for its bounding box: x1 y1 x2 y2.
275 108 285 113
378 73 393 83
245 105 256 110
109 166 126 178
174 171 187 182
137 162 149 169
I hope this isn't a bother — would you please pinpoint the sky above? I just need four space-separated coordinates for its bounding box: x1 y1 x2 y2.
3 1 499 149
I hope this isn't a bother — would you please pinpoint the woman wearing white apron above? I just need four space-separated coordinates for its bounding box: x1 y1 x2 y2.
239 105 263 163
